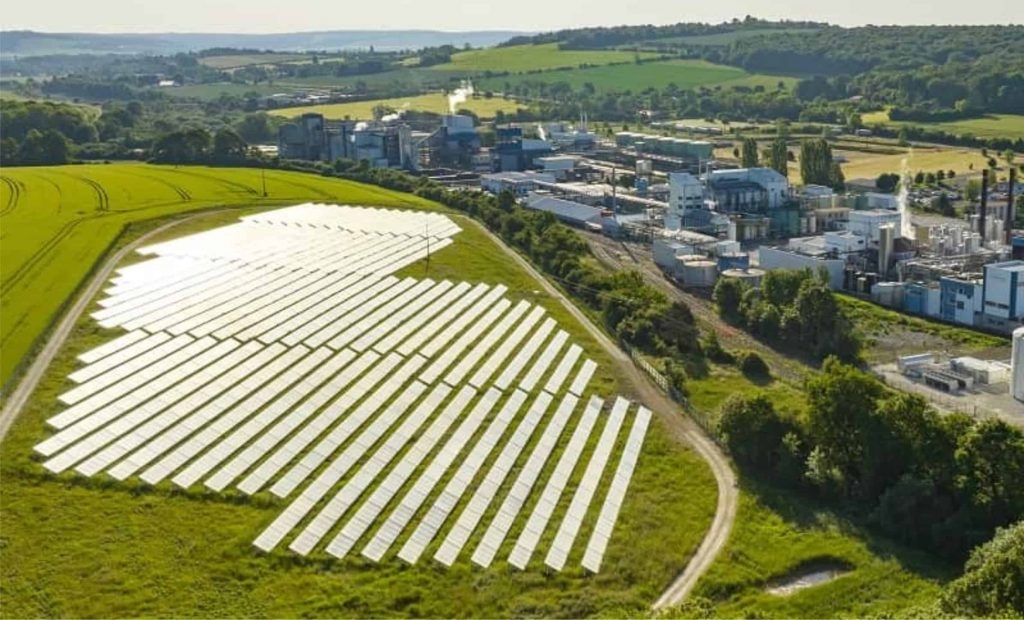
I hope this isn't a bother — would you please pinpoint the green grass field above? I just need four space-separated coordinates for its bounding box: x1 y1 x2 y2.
0 163 443 388
690 485 948 618
863 110 1024 141
431 43 662 73
198 53 311 70
0 164 719 617
268 93 527 121
478 59 796 95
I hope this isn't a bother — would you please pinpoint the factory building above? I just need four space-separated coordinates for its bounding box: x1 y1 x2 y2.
480 171 556 196
524 193 603 228
707 168 791 212
757 245 846 289
665 172 705 230
492 127 554 172
981 260 1024 323
939 276 984 326
536 156 579 180
845 209 904 244
614 132 713 160
432 115 481 167
277 113 415 169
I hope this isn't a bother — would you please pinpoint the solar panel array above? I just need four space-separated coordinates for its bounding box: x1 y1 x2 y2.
36 204 652 574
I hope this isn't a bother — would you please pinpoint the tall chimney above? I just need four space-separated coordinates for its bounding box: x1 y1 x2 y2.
1007 168 1017 246
979 168 988 242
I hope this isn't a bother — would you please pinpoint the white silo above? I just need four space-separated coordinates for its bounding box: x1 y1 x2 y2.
1013 327 1024 402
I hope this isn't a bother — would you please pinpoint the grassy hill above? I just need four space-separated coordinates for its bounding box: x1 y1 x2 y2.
430 43 663 73
0 164 718 617
479 58 797 95
268 93 527 121
863 111 1024 141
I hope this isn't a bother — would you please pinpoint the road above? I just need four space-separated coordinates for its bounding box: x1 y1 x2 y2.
0 213 214 442
469 220 737 609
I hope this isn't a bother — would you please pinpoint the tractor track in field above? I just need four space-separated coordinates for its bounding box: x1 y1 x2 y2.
0 177 24 217
0 215 104 298
131 171 194 202
161 167 260 196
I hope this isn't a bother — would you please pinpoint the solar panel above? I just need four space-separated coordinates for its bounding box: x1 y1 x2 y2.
470 392 579 568
508 395 602 570
581 405 651 573
433 391 554 567
543 397 629 572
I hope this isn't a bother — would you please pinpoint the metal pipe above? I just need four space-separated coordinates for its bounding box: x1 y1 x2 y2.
1008 168 1017 246
979 168 988 242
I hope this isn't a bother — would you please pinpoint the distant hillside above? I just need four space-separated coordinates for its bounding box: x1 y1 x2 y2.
0 30 532 57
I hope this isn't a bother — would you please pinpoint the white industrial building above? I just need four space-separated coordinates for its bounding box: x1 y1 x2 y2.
666 172 704 230
480 171 556 196
982 261 1024 321
707 168 791 211
845 209 903 244
757 246 846 289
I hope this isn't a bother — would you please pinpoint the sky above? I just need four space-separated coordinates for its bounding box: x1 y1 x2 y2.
4 0 1020 33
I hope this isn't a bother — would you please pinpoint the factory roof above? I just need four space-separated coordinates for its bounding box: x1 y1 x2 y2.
525 194 603 225
986 260 1024 273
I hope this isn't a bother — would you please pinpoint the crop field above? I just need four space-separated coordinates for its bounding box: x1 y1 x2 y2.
836 146 990 181
0 196 717 617
198 53 311 70
430 43 663 73
478 59 797 95
268 93 527 121
0 163 443 388
863 111 1024 141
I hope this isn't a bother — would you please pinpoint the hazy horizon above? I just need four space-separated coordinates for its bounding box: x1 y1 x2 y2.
4 0 1020 34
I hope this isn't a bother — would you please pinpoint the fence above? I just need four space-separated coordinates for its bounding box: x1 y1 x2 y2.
619 339 718 438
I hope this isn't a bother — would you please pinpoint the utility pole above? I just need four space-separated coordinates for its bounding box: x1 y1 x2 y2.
261 168 268 197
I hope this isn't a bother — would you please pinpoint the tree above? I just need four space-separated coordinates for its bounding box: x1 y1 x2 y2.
496 189 517 212
940 521 1024 617
718 395 787 471
800 139 843 189
741 137 759 168
769 137 788 177
17 129 70 165
151 128 211 164
211 128 248 163
712 277 747 323
235 113 274 143
934 192 954 216
805 357 884 496
0 137 19 166
876 172 900 193
966 178 982 201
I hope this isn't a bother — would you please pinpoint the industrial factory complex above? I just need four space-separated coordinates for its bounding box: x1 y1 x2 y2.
279 109 1022 409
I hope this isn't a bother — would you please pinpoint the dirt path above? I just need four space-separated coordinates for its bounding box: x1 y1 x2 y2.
468 220 737 609
0 213 215 442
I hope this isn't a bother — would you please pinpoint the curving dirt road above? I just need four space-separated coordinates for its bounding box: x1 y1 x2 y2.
468 219 737 610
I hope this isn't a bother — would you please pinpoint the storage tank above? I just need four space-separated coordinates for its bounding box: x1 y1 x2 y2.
872 282 905 308
717 252 750 271
1013 327 1024 402
720 268 765 288
681 260 719 288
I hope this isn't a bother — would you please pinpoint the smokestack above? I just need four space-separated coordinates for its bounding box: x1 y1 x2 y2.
979 169 988 242
1008 168 1017 246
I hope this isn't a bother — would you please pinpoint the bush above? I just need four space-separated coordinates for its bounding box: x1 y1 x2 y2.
738 350 770 379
